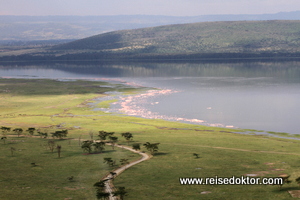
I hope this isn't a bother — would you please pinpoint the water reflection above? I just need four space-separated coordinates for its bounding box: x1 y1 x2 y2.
1 61 300 134
1 61 300 81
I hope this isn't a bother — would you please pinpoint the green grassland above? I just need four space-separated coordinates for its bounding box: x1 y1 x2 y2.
1 78 300 199
0 138 138 200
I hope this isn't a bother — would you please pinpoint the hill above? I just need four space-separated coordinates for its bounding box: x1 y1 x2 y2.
50 20 300 58
2 11 300 41
3 20 300 61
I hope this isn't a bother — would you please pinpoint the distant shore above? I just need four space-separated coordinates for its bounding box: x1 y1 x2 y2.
2 52 300 63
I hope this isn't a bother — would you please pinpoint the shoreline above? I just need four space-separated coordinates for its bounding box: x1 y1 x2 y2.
114 89 236 128
1 76 298 140
3 53 300 63
91 82 300 141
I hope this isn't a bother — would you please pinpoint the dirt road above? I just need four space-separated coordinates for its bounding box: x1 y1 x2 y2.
103 144 150 200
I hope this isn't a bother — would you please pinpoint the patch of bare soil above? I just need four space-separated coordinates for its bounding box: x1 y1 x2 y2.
279 174 289 177
264 162 275 166
245 171 270 177
288 190 300 198
272 169 285 171
64 186 85 190
201 191 212 194
246 162 286 177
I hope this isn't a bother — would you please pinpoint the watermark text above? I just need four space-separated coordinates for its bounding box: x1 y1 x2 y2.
179 176 283 185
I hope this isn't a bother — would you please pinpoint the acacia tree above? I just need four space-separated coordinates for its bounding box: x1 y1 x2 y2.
278 175 292 190
93 142 106 153
56 145 62 158
1 126 11 136
143 142 160 155
39 132 48 138
94 179 108 190
110 172 117 179
132 143 140 151
112 187 127 200
1 137 7 144
121 132 133 145
96 191 110 200
81 140 94 153
109 136 118 150
10 147 16 156
51 130 68 139
26 127 35 136
94 179 110 200
120 158 129 166
103 157 115 167
193 153 199 158
13 128 23 137
48 140 56 153
67 176 74 182
37 129 48 138
98 131 114 141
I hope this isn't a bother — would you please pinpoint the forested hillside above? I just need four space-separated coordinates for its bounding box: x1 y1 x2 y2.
3 20 300 61
53 20 300 54
2 11 300 41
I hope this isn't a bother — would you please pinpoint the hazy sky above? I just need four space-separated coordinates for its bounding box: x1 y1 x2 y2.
1 0 300 16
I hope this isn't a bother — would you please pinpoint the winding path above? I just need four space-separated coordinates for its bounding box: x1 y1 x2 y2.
6 135 150 199
103 144 151 200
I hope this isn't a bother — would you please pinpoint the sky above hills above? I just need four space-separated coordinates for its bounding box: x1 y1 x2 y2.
1 0 300 16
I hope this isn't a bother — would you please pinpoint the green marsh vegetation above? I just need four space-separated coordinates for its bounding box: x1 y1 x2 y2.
1 78 300 199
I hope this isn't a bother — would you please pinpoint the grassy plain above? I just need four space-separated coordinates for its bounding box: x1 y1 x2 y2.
1 78 300 200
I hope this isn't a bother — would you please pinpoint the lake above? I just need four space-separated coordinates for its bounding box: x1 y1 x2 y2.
1 61 300 134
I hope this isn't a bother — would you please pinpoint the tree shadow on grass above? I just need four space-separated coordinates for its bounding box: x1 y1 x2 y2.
273 186 300 192
82 152 104 155
81 149 116 155
153 152 168 156
103 150 117 153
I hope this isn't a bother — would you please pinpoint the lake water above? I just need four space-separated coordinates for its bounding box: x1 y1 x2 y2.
1 61 300 134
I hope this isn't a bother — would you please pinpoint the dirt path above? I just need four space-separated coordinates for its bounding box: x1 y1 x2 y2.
103 144 151 200
5 135 151 199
